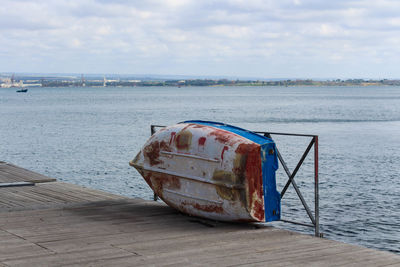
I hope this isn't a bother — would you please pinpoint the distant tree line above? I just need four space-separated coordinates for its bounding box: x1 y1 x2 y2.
23 78 400 88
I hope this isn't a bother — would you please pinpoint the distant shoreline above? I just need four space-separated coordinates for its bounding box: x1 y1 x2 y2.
1 74 400 88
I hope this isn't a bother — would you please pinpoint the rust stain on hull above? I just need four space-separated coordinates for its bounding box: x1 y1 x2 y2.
137 169 181 197
215 186 237 201
212 170 235 184
236 143 265 221
143 141 162 166
142 140 172 166
175 130 192 150
160 140 172 152
208 129 242 146
193 203 223 213
212 170 237 201
180 201 224 214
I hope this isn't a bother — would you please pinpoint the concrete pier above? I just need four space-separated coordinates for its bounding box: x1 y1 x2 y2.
0 162 399 266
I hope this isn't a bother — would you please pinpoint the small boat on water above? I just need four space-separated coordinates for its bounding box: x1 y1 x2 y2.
16 88 28 93
130 120 281 222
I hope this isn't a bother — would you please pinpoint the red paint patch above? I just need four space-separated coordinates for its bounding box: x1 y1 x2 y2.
209 130 230 144
235 143 265 221
169 132 176 145
198 137 206 146
209 129 240 146
220 146 229 161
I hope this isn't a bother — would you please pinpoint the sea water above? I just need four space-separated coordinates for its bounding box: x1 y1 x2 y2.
1 86 399 254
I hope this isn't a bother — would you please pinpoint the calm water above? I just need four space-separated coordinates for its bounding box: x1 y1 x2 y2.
1 86 399 254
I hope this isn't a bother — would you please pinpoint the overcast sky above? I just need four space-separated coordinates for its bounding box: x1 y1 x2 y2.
1 0 400 78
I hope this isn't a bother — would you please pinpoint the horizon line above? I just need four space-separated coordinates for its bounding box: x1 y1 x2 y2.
1 72 399 81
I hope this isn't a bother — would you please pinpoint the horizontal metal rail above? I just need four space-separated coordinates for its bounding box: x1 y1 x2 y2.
150 124 321 237
254 131 317 138
0 182 35 188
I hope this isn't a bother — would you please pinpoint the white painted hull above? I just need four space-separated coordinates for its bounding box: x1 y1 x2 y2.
130 122 280 222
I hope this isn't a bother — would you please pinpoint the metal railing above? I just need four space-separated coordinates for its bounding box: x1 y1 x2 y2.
150 125 321 237
254 131 321 237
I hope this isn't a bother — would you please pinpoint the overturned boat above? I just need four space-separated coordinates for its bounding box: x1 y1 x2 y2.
130 120 281 222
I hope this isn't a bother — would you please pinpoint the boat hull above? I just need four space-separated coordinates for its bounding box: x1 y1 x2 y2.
130 121 280 222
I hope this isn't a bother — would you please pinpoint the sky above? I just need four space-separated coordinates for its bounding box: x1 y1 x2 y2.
1 0 400 79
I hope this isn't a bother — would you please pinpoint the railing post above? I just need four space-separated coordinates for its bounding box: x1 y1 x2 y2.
314 136 320 237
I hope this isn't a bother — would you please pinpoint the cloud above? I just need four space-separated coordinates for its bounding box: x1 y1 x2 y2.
1 0 400 78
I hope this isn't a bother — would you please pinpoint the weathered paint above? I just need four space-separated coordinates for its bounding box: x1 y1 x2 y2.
220 146 229 161
175 130 192 150
198 137 206 146
143 141 162 166
130 121 280 222
181 201 224 214
185 120 281 222
236 143 265 221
